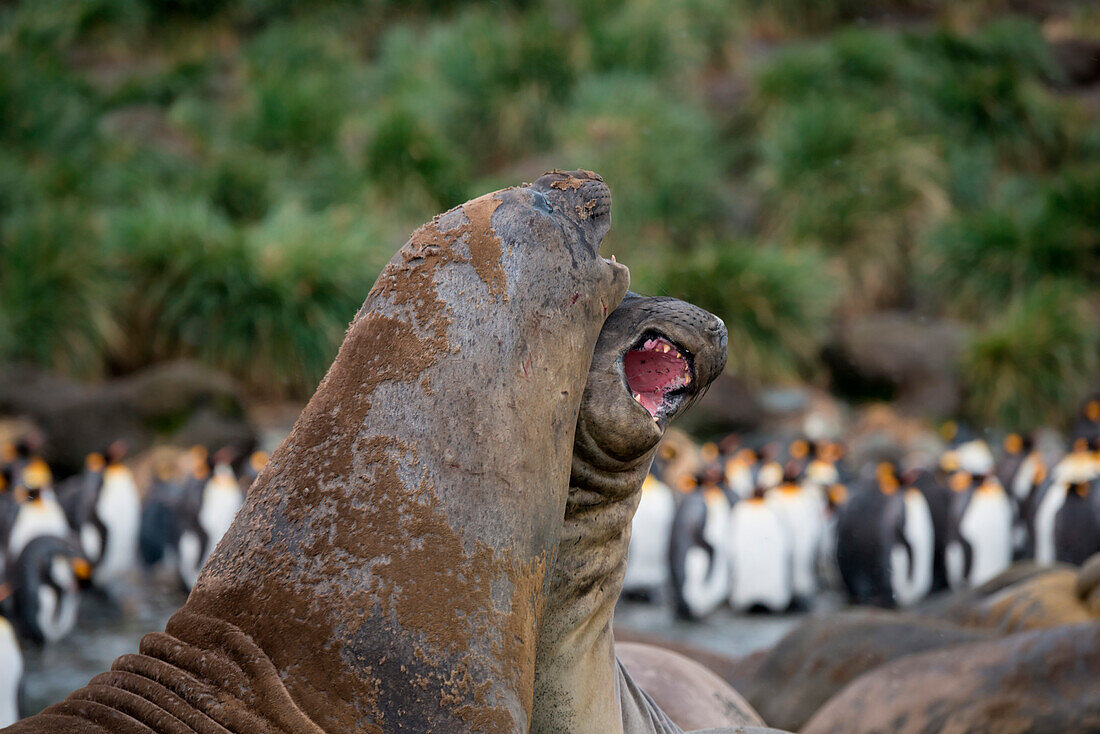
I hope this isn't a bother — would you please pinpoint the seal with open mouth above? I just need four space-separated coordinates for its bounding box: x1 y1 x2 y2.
532 292 769 733
5 171 628 733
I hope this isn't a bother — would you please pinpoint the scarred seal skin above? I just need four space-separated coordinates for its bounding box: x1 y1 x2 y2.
3 170 628 734
531 292 756 734
801 619 1100 734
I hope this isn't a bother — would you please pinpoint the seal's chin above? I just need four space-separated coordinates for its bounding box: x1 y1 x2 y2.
622 332 694 424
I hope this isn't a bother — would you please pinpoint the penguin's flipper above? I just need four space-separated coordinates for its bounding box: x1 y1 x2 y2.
895 524 915 582
960 536 974 582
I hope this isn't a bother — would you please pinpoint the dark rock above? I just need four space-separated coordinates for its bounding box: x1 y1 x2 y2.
677 372 765 436
1050 38 1100 88
825 311 964 418
0 361 256 476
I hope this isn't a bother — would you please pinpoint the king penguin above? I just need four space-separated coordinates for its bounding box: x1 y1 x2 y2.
728 481 792 613
996 433 1046 557
946 473 1013 588
63 443 141 587
1033 438 1100 565
1053 478 1100 566
7 459 70 562
891 472 935 606
622 472 676 601
8 534 88 644
669 469 733 619
0 582 24 727
835 463 905 607
766 462 825 607
176 449 243 591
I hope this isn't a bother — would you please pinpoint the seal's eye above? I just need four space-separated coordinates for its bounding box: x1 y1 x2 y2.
531 190 552 214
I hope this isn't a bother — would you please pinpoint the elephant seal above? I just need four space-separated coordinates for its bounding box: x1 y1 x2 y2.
723 609 991 731
615 642 764 731
530 292 754 733
801 620 1100 734
6 171 628 733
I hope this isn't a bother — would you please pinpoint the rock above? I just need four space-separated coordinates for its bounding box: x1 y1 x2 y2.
825 312 964 418
0 361 256 475
802 621 1100 734
677 373 764 436
727 609 990 732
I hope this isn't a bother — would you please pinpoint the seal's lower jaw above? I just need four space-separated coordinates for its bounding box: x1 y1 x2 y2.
623 334 694 426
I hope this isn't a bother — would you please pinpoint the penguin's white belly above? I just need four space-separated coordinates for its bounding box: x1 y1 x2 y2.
1033 484 1067 566
1011 455 1040 502
200 486 243 553
816 515 841 589
892 491 934 606
0 618 22 727
8 501 70 559
960 492 1013 585
729 503 791 612
91 475 142 585
623 486 674 592
767 490 822 599
728 467 753 500
681 496 730 618
35 557 78 643
177 530 203 591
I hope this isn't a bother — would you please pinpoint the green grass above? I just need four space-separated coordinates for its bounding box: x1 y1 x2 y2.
0 0 1098 425
661 243 837 383
962 283 1099 430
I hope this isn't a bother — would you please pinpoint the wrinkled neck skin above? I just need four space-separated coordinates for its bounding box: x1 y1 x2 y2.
6 173 628 734
532 293 726 734
533 417 659 734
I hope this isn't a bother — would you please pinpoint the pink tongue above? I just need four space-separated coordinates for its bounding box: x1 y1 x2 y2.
624 347 687 417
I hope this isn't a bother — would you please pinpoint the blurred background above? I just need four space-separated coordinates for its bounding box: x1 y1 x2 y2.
3 0 1100 722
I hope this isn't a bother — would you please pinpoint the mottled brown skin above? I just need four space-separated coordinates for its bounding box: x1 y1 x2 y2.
714 558 1100 732
4 171 628 734
531 292 751 734
802 620 1100 734
725 609 991 732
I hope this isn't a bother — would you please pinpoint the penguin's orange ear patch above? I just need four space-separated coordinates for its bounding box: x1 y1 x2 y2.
828 484 848 506
949 471 972 493
86 453 106 472
22 459 52 489
72 558 93 581
677 474 698 493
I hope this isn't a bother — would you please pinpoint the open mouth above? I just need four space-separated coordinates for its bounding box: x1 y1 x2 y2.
623 333 693 421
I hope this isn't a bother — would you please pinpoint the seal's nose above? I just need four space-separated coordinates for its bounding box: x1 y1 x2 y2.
580 178 611 219
707 316 728 351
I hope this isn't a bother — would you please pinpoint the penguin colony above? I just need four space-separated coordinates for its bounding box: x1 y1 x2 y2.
1 398 1098 724
624 397 1100 619
0 436 264 727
